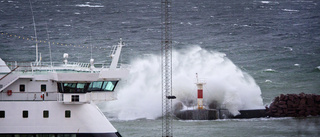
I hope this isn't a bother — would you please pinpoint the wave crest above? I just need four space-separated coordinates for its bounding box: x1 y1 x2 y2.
102 46 264 120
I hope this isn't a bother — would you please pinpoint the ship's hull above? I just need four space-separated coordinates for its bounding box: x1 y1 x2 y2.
0 101 121 137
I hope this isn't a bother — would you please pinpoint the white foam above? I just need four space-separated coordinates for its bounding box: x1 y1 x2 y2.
294 64 300 67
75 3 104 8
284 46 293 51
282 9 299 12
121 21 130 24
265 80 272 83
103 46 264 120
260 1 279 4
261 1 270 4
263 68 276 72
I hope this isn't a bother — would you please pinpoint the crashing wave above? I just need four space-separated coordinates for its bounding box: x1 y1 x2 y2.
102 46 264 120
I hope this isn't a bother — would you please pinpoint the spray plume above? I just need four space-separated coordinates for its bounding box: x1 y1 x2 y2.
102 46 264 120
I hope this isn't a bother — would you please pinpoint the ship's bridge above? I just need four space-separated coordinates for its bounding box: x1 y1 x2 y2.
57 81 118 93
56 80 119 104
52 69 128 104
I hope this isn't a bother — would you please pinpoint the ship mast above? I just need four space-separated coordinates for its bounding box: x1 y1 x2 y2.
161 0 173 136
29 0 39 64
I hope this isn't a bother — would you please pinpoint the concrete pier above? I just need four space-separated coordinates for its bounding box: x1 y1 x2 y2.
232 109 267 119
174 109 267 120
175 109 219 120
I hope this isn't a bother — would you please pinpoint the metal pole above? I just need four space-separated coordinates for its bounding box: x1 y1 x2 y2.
161 0 173 136
29 0 38 64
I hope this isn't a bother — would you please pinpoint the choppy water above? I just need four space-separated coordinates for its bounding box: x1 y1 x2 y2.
1 0 320 136
112 117 320 136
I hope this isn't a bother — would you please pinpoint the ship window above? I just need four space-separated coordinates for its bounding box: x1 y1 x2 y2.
88 81 103 91
87 81 118 92
41 84 46 92
76 83 86 93
43 110 49 118
38 134 56 137
57 134 76 137
58 83 88 93
20 84 25 92
23 110 28 118
65 83 76 93
71 95 79 102
65 110 71 118
0 111 4 118
57 81 117 93
57 83 63 93
102 81 118 91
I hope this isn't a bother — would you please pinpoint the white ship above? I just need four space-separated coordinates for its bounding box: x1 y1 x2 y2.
0 39 129 137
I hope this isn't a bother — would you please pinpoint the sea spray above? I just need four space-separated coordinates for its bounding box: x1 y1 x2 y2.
102 46 264 120
102 55 162 120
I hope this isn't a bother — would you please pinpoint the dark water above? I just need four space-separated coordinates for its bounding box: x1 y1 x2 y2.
1 0 320 136
112 117 320 136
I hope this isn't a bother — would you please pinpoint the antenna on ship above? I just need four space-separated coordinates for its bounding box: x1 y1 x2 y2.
161 0 175 136
29 0 39 65
45 22 53 69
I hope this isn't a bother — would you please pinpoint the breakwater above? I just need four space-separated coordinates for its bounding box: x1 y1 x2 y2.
266 93 320 117
175 93 320 120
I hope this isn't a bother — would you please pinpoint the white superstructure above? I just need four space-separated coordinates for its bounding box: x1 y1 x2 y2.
0 39 128 137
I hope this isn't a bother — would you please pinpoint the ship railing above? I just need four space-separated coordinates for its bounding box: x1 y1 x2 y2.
6 61 32 72
5 61 129 73
0 91 60 101
31 62 92 71
5 61 122 72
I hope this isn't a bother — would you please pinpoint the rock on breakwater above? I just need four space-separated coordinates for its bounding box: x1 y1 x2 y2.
266 93 320 117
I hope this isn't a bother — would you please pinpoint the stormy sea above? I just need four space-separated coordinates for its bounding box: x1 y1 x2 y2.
0 0 319 136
